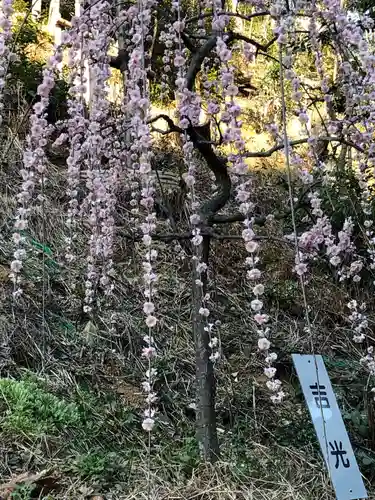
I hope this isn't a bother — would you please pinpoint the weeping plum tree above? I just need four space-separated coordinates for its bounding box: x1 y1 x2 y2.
4 0 375 465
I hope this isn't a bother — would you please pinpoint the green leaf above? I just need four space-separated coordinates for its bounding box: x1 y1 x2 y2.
358 425 369 438
362 456 374 466
29 238 59 269
30 239 52 256
350 410 361 426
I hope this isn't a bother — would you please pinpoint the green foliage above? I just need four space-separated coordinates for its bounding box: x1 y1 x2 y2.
322 355 361 373
0 373 143 487
350 0 375 17
356 447 375 472
9 56 43 101
10 483 34 500
8 14 43 102
172 435 200 471
0 377 81 438
59 0 75 20
70 450 131 484
48 78 69 122
156 434 200 477
13 13 43 46
273 406 318 449
266 280 300 308
344 409 370 439
319 167 366 231
12 0 28 13
5 12 68 122
263 61 280 97
149 80 170 105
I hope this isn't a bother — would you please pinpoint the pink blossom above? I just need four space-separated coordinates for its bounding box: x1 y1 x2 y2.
258 338 270 351
254 314 269 325
199 307 210 317
145 315 157 328
294 263 308 276
251 299 263 312
247 268 261 280
142 346 157 359
143 302 155 314
264 367 277 379
142 418 155 432
253 284 265 296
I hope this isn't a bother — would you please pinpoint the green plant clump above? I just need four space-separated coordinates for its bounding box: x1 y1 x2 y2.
0 377 81 438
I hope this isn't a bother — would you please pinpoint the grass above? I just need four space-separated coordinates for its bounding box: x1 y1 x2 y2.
0 98 374 499
0 237 374 500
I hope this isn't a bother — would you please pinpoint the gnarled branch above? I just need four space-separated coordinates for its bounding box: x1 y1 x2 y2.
147 114 183 134
186 10 270 25
243 136 363 158
187 123 232 223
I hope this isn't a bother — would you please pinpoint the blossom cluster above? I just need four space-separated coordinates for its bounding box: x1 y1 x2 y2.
123 0 159 433
347 300 368 345
171 1 221 361
274 2 366 287
76 1 116 311
207 0 284 401
0 0 15 124
275 1 375 391
11 46 63 296
60 5 96 269
244 227 284 402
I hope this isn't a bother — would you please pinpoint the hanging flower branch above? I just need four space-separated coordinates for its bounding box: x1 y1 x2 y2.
61 18 91 272
0 0 14 124
79 0 116 312
123 0 159 433
11 45 63 297
211 1 284 402
273 0 375 391
177 1 219 363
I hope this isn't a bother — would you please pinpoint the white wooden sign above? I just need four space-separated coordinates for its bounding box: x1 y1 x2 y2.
292 354 367 500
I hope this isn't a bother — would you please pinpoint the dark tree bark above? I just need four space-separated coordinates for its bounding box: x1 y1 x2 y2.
192 236 220 462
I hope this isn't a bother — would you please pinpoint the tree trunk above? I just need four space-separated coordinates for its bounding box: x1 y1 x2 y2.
192 236 220 462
